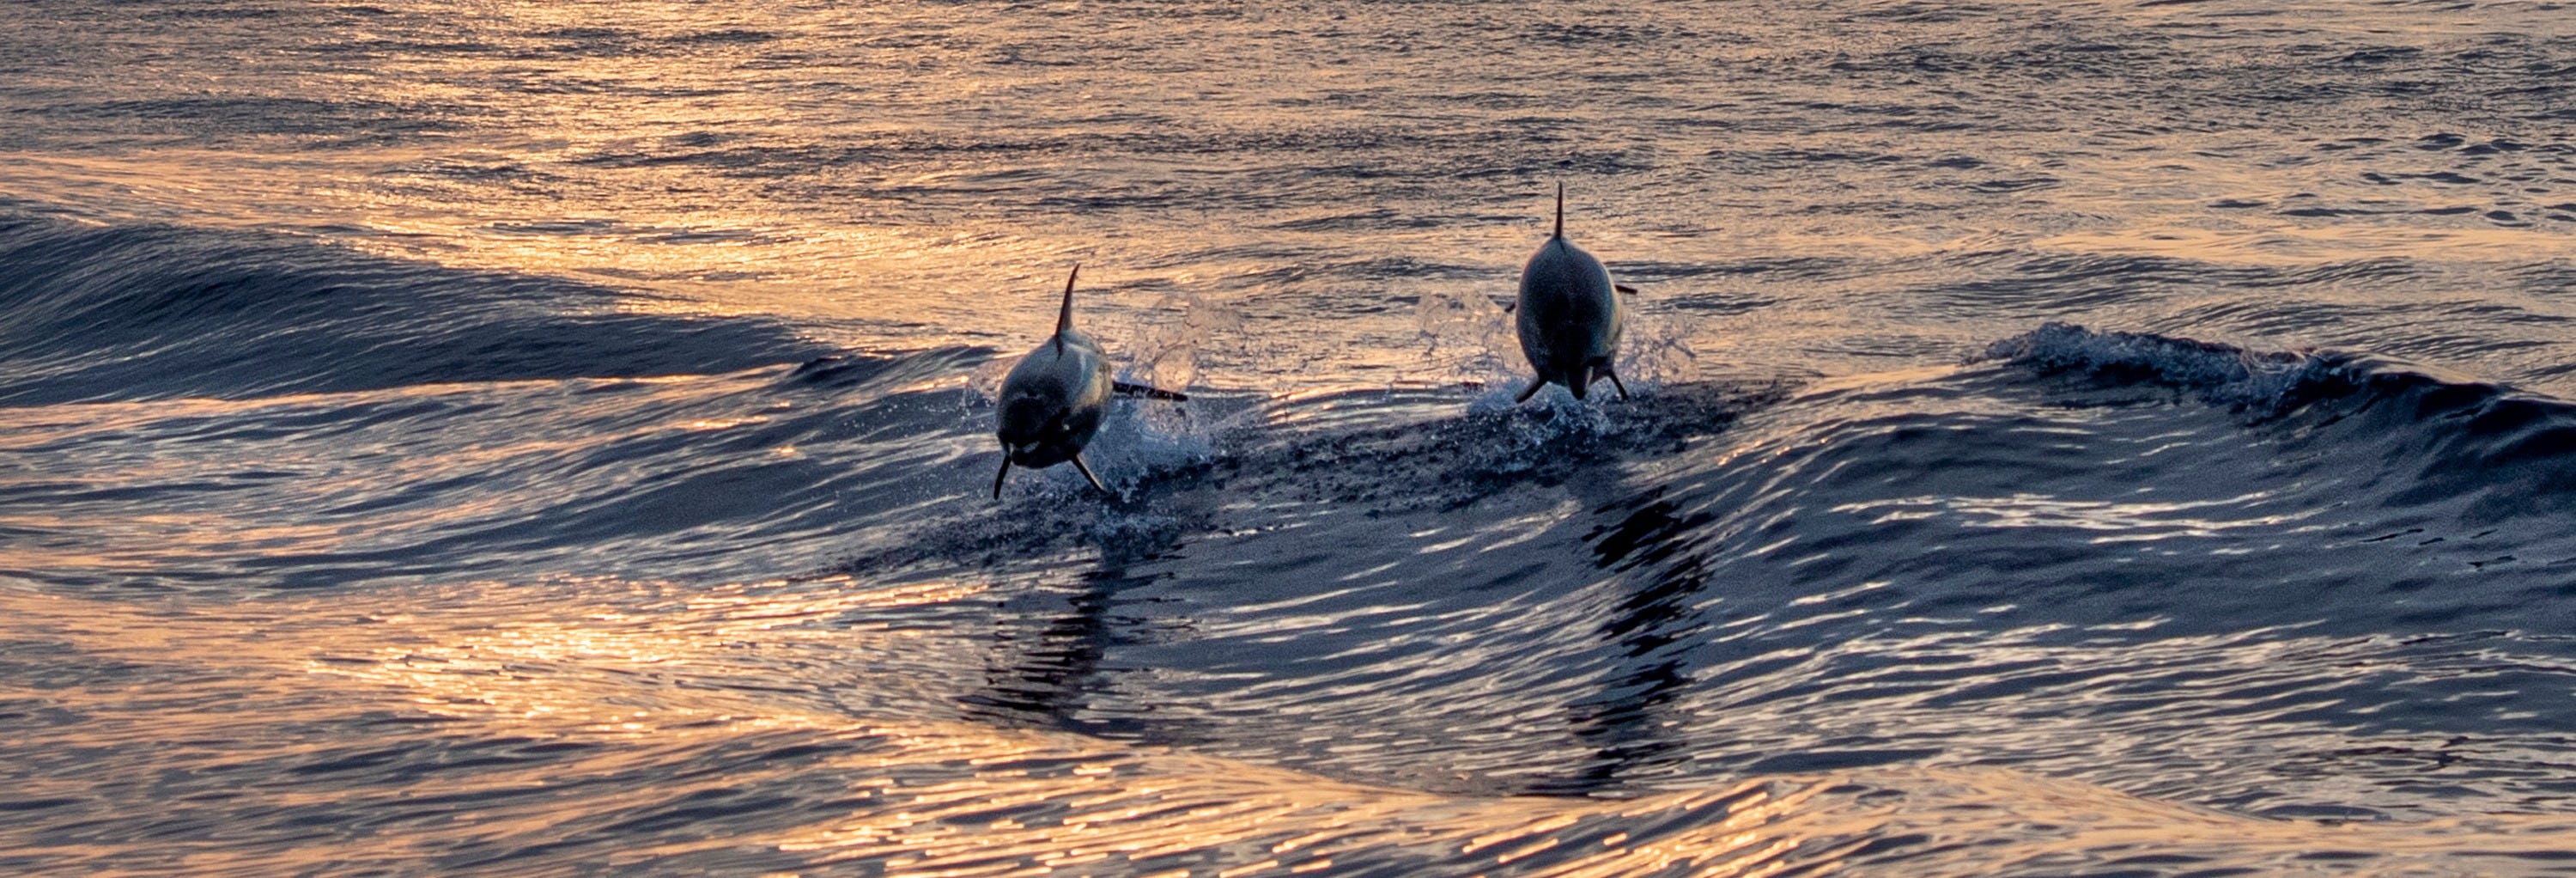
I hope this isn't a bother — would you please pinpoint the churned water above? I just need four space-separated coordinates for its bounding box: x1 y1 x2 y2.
6 1 2576 875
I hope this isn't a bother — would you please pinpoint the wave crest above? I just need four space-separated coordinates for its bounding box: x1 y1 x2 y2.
1980 321 2336 410
0 211 827 404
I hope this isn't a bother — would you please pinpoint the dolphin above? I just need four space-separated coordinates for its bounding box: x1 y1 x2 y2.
1512 182 1636 404
992 265 1187 499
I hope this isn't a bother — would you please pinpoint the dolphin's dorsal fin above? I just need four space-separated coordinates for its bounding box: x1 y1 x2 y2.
1553 181 1564 240
1053 264 1078 355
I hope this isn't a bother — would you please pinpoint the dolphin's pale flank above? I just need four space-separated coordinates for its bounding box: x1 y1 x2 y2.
1512 182 1633 404
992 265 1188 499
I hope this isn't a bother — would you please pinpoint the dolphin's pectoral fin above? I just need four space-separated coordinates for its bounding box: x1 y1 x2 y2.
1113 381 1189 401
1514 377 1546 405
993 456 1012 499
1602 367 1631 400
1614 284 1639 296
1069 454 1110 495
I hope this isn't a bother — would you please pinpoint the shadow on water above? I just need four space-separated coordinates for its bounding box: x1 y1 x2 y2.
962 566 1169 741
820 380 1799 802
1532 492 1724 796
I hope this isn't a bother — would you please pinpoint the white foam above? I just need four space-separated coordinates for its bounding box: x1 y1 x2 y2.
1983 322 2336 410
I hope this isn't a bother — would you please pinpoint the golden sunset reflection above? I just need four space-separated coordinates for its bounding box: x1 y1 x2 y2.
4 0 2562 391
0 372 823 587
7 583 2576 876
8 0 2576 874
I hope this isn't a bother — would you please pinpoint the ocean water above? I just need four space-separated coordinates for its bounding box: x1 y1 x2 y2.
6 1 2576 874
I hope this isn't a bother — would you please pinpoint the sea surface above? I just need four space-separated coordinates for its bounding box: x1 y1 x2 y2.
6 1 2576 875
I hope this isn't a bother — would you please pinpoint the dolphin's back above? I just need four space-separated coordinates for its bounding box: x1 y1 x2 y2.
997 329 1114 467
1515 237 1623 383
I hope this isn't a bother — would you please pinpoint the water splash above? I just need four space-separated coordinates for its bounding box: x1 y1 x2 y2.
1411 284 1521 388
1081 394 1216 499
1117 287 1242 399
1413 282 1703 395
1619 298 1704 388
964 352 1014 406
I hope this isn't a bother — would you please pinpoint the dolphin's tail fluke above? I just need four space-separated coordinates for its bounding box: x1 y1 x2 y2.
992 456 1011 499
1052 264 1080 355
1553 181 1564 239
1069 453 1109 495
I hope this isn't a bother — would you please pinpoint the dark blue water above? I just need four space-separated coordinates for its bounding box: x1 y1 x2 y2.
6 2 2576 875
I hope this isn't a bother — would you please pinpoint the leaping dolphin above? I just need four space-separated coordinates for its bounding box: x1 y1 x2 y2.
1513 183 1635 404
992 265 1187 499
